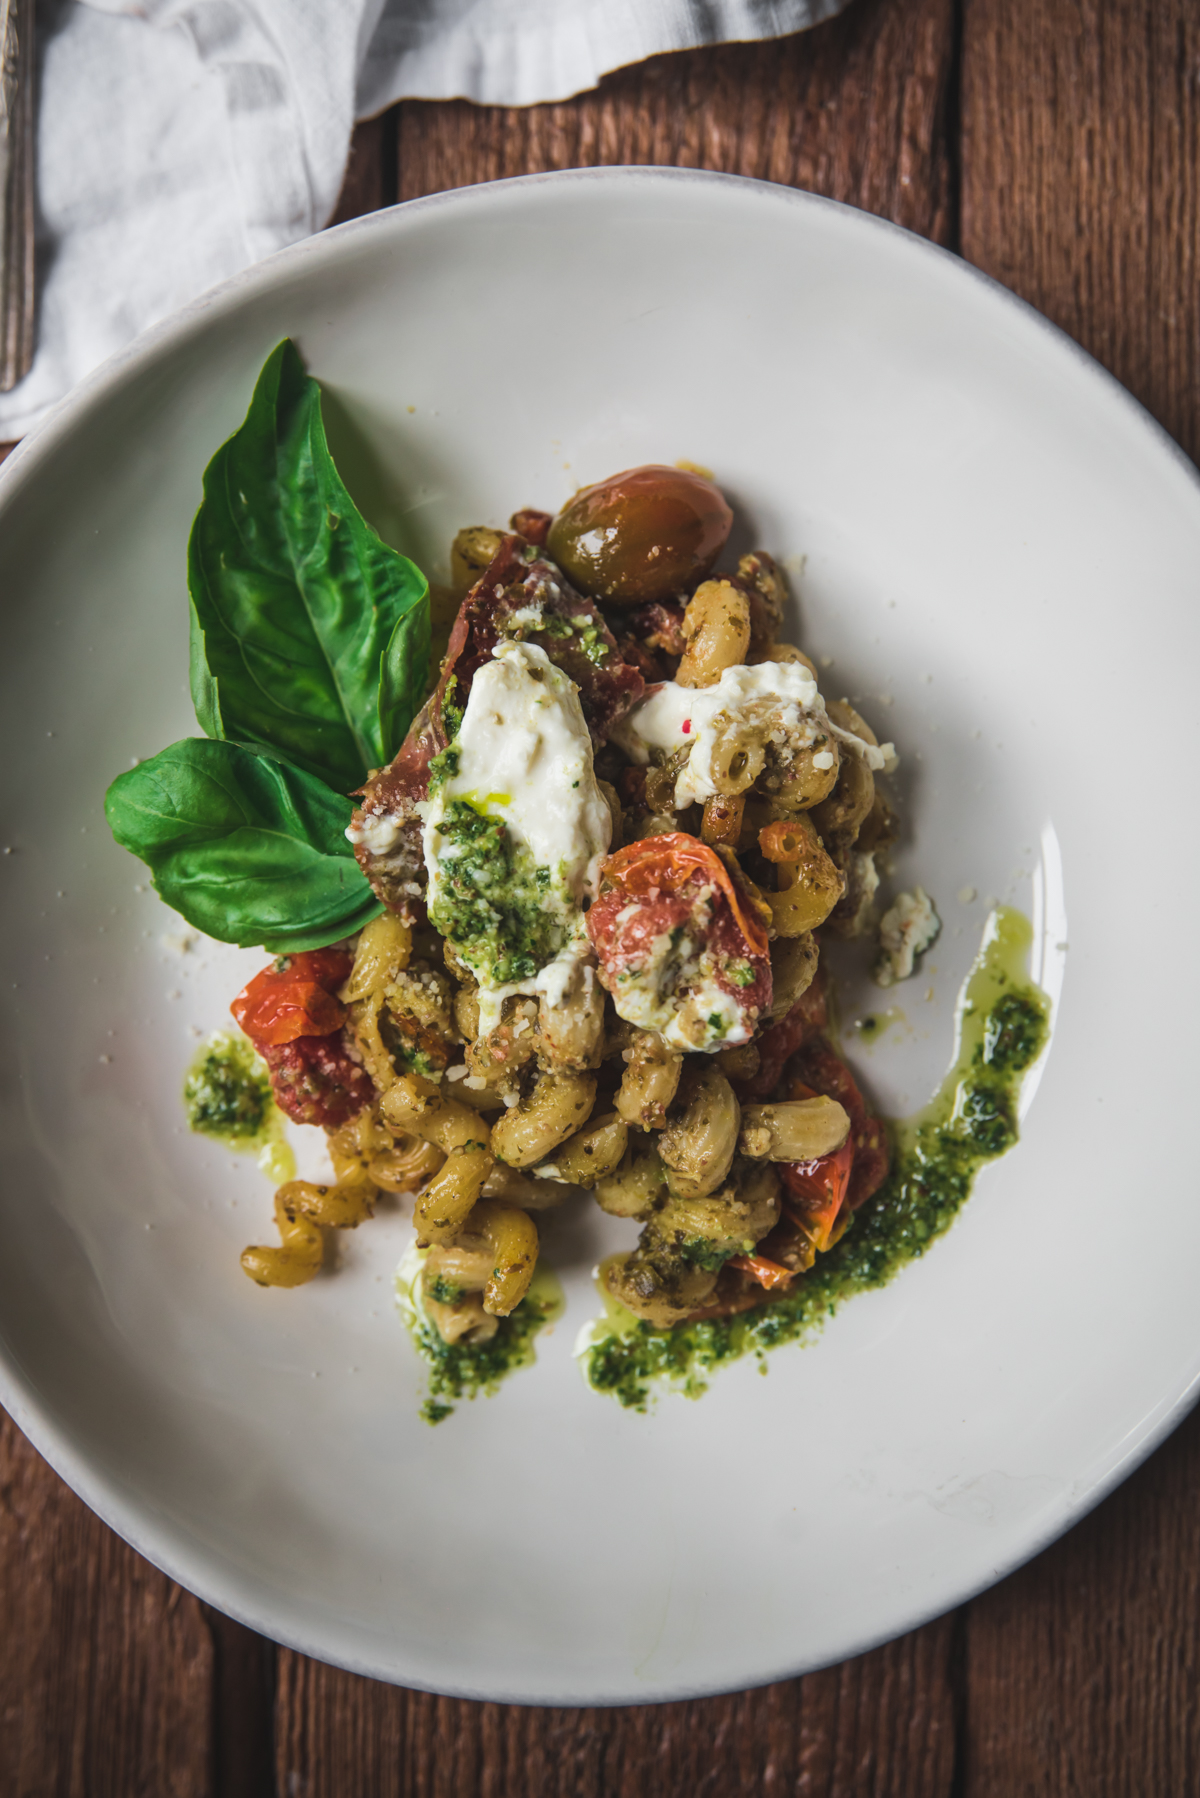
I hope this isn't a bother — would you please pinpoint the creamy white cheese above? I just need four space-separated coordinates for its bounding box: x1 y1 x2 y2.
423 640 611 1029
346 810 404 856
874 887 941 987
611 660 896 808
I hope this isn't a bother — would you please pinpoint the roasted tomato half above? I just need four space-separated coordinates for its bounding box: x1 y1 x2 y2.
231 948 352 1048
260 1035 375 1128
586 832 771 1051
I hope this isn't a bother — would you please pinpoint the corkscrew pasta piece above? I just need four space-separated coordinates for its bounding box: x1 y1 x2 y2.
240 1193 325 1288
543 1112 628 1186
658 1065 740 1199
655 1169 781 1260
369 1135 445 1193
450 524 505 594
415 1143 493 1243
736 550 787 656
811 699 881 847
616 1029 683 1130
676 578 751 688
594 1143 667 1217
421 1238 499 1343
603 1248 718 1328
342 914 416 1091
810 751 874 847
240 1176 375 1288
470 1199 539 1315
537 962 606 1071
714 1041 760 1082
765 933 819 1019
762 816 845 936
277 1177 376 1229
326 1105 392 1181
466 996 540 1089
342 912 413 1003
701 792 745 847
421 1276 496 1347
738 1097 850 1161
774 733 841 812
489 1070 597 1168
419 1200 539 1334
381 1073 494 1243
483 1162 572 1210
764 642 819 679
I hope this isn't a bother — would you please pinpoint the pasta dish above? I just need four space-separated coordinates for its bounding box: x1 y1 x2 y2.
105 343 1047 1416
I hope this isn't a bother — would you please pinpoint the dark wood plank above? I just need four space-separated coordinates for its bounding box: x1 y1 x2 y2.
963 1403 1200 1796
277 1615 958 1797
200 1605 278 1798
0 1410 215 1798
959 2 1200 1788
328 111 398 227
961 0 1200 461
394 0 957 244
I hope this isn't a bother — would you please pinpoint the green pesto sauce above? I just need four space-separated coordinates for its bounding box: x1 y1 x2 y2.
395 1247 565 1424
521 608 609 666
183 1031 295 1183
429 797 565 985
580 905 1050 1412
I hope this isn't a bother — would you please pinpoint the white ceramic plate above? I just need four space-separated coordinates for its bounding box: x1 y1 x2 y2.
1 169 1198 1705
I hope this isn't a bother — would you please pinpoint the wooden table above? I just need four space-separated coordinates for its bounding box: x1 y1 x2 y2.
3 1 1198 1790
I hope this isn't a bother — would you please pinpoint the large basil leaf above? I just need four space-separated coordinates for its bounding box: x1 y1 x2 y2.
105 738 383 952
188 339 430 791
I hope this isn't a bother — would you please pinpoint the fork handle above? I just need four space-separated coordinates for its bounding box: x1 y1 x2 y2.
0 0 35 393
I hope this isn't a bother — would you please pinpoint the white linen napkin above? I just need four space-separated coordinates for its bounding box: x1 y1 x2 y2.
0 0 847 438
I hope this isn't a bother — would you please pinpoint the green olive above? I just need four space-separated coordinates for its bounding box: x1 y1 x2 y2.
546 464 733 605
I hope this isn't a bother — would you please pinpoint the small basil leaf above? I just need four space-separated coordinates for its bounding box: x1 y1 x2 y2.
379 598 432 764
187 339 429 792
105 738 382 951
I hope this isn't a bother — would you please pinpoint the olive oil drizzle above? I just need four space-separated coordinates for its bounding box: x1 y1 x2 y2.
579 906 1051 1412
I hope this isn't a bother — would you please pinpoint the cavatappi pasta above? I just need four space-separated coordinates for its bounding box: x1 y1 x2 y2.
230 464 905 1359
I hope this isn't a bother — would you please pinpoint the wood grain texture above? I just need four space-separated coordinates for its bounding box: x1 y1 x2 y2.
964 1401 1200 1796
277 1615 957 1798
393 0 957 243
961 0 1200 461
6 1 1200 1792
0 1410 214 1798
329 111 398 226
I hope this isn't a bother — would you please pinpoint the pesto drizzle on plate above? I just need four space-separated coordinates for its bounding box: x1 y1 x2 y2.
396 1243 565 1424
184 1031 296 1183
579 905 1051 1412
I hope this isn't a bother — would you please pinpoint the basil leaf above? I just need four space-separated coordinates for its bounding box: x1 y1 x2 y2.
188 339 429 792
105 738 383 952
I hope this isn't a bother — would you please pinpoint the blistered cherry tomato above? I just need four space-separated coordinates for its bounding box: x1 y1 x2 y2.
586 833 771 1048
231 948 351 1047
547 465 733 605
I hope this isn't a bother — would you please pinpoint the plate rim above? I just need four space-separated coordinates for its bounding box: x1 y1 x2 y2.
2 163 1199 1704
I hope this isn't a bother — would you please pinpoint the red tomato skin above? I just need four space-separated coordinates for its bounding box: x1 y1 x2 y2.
261 1034 374 1128
734 974 829 1102
586 834 772 1030
789 1042 891 1213
231 949 352 1048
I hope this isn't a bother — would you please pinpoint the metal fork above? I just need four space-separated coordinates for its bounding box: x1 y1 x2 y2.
0 0 34 392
